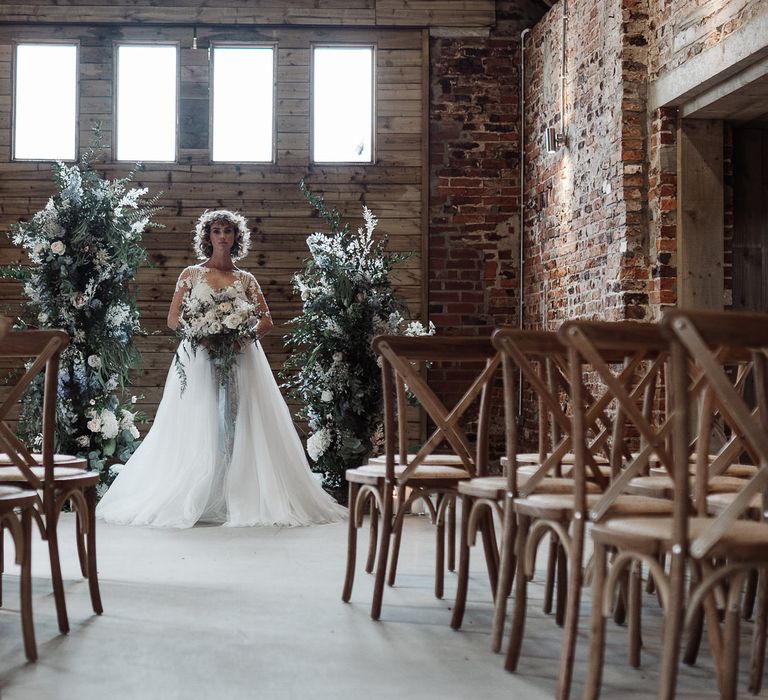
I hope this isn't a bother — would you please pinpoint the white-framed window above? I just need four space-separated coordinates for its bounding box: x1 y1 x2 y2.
312 45 374 163
115 43 178 162
211 44 276 163
13 43 78 161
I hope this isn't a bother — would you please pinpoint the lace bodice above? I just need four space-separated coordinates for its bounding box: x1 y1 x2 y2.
169 264 272 332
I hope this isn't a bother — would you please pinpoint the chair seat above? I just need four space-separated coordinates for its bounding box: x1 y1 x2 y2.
502 453 609 468
591 516 768 560
0 466 99 485
458 476 507 499
626 475 745 499
347 462 470 484
365 453 466 466
648 463 757 478
707 491 762 518
0 484 37 507
0 452 87 469
514 493 672 520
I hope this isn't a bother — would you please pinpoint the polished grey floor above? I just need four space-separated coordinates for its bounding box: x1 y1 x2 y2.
0 513 765 699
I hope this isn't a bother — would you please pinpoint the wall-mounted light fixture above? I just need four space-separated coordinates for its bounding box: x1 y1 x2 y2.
545 126 566 153
192 27 198 50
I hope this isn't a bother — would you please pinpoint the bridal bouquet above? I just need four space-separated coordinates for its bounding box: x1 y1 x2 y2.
174 284 260 393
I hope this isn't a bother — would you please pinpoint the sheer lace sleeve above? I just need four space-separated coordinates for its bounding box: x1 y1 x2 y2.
243 272 274 340
167 267 194 331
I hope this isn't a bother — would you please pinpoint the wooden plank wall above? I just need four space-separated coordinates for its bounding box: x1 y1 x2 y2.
0 22 428 428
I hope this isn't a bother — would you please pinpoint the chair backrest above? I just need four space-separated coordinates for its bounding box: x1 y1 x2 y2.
0 329 69 490
372 335 499 483
558 320 670 521
664 308 768 559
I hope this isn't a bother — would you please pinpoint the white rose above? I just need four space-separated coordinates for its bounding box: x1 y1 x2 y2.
120 410 135 429
301 289 309 301
87 355 102 369
209 321 222 334
219 302 233 314
129 425 140 439
224 314 241 330
50 241 65 255
131 395 138 404
86 416 102 433
76 435 90 447
99 409 119 439
333 352 343 362
321 389 333 402
38 312 49 324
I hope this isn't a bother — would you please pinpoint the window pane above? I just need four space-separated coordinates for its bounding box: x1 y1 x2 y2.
212 46 274 162
313 46 373 163
14 44 77 161
116 45 177 161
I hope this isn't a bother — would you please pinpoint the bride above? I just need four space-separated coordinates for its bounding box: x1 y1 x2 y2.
96 209 346 528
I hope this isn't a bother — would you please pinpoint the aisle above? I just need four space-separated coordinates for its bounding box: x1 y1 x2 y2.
0 514 762 699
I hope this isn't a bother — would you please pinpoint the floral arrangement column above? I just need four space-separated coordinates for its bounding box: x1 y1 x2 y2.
3 152 160 486
282 183 433 496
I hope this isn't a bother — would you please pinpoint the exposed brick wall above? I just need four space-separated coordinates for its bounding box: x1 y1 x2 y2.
427 1 546 460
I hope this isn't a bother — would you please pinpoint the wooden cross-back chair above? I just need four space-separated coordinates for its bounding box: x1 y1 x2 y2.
0 329 102 635
342 335 500 621
492 323 672 700
582 309 768 700
0 317 38 661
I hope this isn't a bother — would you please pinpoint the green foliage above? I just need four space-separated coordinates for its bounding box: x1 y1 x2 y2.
2 148 162 486
281 182 433 493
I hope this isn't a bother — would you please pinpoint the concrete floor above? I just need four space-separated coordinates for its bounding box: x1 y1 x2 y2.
0 514 766 699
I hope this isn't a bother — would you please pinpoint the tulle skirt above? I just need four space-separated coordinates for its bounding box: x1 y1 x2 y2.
96 341 346 528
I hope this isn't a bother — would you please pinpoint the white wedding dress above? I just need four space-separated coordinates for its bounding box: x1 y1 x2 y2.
96 267 346 528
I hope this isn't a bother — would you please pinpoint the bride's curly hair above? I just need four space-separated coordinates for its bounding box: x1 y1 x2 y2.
193 209 251 261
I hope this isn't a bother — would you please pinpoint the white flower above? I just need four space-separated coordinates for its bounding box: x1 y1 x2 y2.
76 435 90 447
71 292 87 309
50 241 65 255
86 413 102 433
87 355 102 369
209 321 222 334
99 409 119 439
306 428 332 461
131 395 138 404
332 352 343 362
321 389 333 402
120 410 135 429
129 425 140 439
38 312 49 324
223 313 243 330
301 289 310 301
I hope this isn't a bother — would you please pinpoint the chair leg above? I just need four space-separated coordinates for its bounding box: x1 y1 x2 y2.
583 542 608 700
448 495 456 572
85 486 103 615
342 482 360 602
371 484 393 621
627 559 642 668
555 540 568 628
505 515 530 672
365 493 378 574
0 521 4 608
46 516 69 634
19 507 37 662
387 486 406 586
749 568 768 694
743 568 758 621
543 535 558 615
75 508 88 578
721 588 741 700
658 553 685 700
555 520 584 700
435 493 446 599
491 499 517 653
450 494 471 630
479 510 499 596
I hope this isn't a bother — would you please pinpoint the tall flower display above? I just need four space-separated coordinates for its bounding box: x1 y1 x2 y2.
282 182 433 494
2 151 160 485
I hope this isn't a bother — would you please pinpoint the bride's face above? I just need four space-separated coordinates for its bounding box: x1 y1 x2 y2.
209 220 236 254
